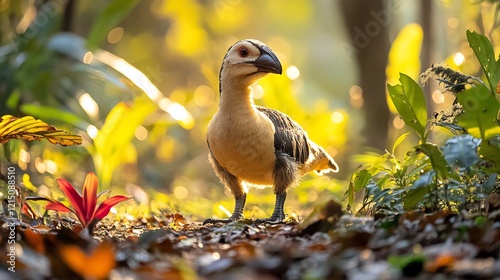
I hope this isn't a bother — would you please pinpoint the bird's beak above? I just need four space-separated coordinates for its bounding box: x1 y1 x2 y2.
250 45 282 75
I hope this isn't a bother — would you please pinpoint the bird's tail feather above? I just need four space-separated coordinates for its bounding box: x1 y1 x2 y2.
304 141 339 175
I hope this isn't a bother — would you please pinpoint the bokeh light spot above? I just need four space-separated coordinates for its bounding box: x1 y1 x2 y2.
432 90 445 104
134 126 148 141
393 116 405 129
44 159 58 174
79 93 99 118
331 111 345 124
349 85 364 108
447 17 459 29
174 186 188 199
86 125 98 139
453 52 465 66
83 51 94 64
194 85 215 107
107 27 124 44
286 65 300 80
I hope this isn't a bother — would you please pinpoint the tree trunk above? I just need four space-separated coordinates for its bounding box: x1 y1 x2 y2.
339 0 391 150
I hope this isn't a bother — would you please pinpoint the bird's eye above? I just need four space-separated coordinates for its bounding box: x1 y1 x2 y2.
239 47 249 57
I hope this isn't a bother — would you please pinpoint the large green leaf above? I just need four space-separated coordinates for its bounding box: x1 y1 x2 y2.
387 74 428 142
441 135 480 168
466 30 500 94
456 83 500 139
87 0 139 48
479 135 500 173
404 171 434 210
20 104 89 131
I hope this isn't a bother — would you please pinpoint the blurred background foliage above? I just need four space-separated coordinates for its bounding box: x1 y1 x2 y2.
0 0 499 220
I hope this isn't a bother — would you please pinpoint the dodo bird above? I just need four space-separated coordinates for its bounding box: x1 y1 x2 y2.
204 39 339 224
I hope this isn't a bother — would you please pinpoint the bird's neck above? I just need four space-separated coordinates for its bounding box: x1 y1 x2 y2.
219 84 256 113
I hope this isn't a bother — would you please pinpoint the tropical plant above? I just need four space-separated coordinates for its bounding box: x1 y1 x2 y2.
26 172 130 230
347 30 500 214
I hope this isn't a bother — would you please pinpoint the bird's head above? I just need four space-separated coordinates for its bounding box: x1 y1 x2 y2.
219 39 282 93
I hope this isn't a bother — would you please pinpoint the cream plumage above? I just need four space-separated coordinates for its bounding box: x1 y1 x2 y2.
204 39 339 224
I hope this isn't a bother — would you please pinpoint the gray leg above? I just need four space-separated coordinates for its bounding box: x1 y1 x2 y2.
203 193 246 224
204 149 246 224
255 192 287 223
255 151 296 223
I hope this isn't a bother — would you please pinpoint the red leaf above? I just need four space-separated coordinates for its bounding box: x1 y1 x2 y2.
21 203 37 219
56 178 87 226
45 201 74 214
94 195 130 221
26 196 74 215
82 172 98 223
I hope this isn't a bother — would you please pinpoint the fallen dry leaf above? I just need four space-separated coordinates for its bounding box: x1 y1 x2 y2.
59 241 116 279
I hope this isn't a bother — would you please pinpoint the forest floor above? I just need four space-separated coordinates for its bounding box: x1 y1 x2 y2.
1 199 500 279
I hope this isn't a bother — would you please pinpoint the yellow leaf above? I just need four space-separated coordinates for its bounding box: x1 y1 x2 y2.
0 115 82 146
386 23 423 113
93 97 157 188
22 173 38 192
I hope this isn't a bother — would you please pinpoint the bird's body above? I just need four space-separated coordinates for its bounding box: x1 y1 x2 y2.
204 39 338 224
208 107 276 185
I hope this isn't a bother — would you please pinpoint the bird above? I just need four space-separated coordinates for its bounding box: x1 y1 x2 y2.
204 39 339 224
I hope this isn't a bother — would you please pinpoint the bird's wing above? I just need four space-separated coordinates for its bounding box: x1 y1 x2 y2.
256 106 310 164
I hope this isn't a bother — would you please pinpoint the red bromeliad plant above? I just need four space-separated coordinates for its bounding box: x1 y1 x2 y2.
28 172 130 228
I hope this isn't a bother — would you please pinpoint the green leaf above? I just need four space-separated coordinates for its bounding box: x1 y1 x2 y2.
353 169 371 192
415 144 449 179
466 30 500 93
392 131 412 154
387 74 427 141
346 168 371 205
483 173 498 193
456 83 500 139
373 188 391 204
404 171 434 210
388 254 426 269
87 0 139 49
441 135 480 168
20 104 89 131
479 136 500 172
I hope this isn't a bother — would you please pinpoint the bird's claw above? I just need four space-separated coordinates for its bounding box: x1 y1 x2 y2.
203 214 244 225
254 215 285 224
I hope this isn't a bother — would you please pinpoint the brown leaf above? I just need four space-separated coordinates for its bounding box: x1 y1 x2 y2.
487 193 500 213
299 199 344 234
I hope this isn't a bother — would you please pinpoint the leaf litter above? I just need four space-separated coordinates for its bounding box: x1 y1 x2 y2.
3 199 500 279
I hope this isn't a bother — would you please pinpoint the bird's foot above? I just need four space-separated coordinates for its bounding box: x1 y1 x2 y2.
254 214 285 224
203 213 244 225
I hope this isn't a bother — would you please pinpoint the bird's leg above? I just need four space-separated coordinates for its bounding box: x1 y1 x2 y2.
203 193 246 224
204 151 247 224
230 193 247 219
254 151 296 224
272 192 287 220
256 192 287 223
